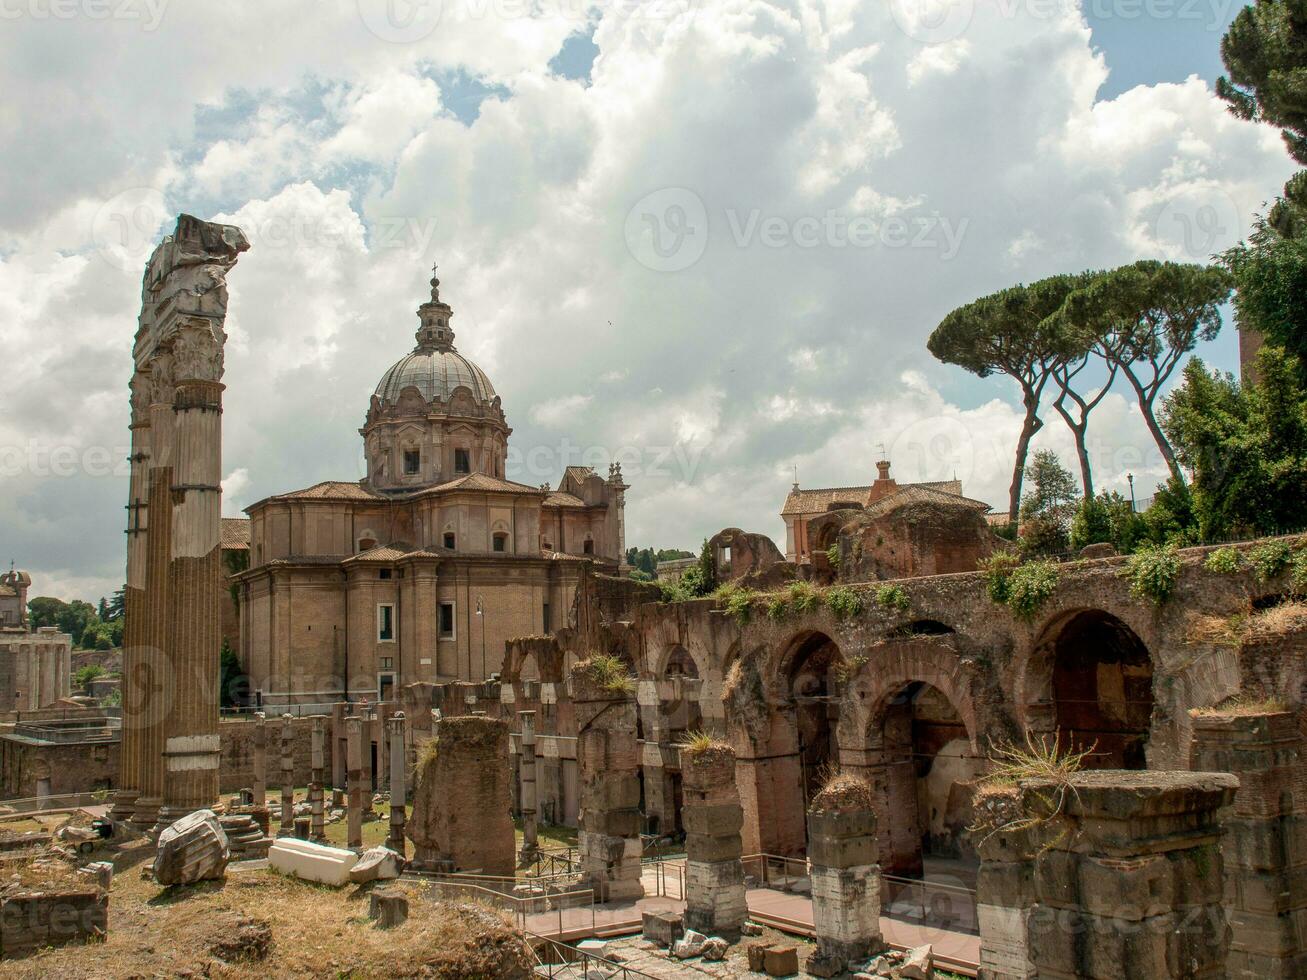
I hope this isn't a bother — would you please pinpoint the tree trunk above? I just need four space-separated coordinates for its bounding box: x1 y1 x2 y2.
1125 373 1184 486
1008 406 1043 524
1052 397 1094 499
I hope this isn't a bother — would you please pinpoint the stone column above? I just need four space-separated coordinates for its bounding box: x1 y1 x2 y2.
130 362 176 832
122 215 247 833
976 789 1039 980
347 715 364 849
805 776 883 976
573 660 644 902
278 713 294 836
1191 710 1307 979
406 715 514 875
251 711 267 808
387 712 407 856
310 715 327 842
1023 771 1237 979
680 742 747 940
109 370 151 823
519 710 539 863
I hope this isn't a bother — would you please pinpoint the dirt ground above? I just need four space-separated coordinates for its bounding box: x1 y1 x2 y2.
1 841 534 979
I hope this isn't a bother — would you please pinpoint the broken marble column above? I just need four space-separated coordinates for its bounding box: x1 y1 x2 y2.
1024 771 1237 979
251 711 268 808
680 741 747 940
310 714 327 842
406 715 514 875
572 659 644 902
387 712 407 856
805 775 884 977
1190 711 1307 979
278 713 294 837
519 710 539 863
346 715 364 849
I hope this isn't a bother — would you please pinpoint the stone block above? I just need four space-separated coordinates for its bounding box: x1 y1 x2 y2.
672 928 708 959
152 809 230 886
0 889 107 958
687 834 745 863
269 838 360 886
682 802 744 837
642 909 683 947
747 941 772 971
765 944 799 976
808 834 877 870
349 846 405 883
808 810 876 841
369 888 408 928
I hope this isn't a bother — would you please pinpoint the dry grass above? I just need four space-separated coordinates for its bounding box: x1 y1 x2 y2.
574 654 635 695
1243 602 1307 641
678 730 724 755
970 730 1094 840
1192 696 1293 718
2 864 535 979
809 772 873 814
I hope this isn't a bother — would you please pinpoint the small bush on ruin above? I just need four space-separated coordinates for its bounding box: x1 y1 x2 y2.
765 594 791 621
1249 540 1293 583
979 551 1021 605
825 543 841 569
1004 561 1059 621
810 771 873 814
825 586 863 620
1204 547 1243 574
971 730 1095 838
1293 549 1307 595
1123 544 1180 605
831 654 868 685
714 583 756 625
874 583 911 613
787 580 821 614
580 653 635 695
679 729 725 756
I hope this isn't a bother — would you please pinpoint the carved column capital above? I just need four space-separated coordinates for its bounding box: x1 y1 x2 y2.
146 351 175 405
170 318 225 384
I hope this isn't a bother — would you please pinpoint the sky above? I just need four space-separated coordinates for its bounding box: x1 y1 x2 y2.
0 0 1298 603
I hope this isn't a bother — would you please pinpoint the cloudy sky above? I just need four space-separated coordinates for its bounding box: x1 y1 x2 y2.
0 0 1297 602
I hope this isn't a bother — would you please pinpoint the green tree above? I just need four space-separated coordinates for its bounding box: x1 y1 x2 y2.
1222 195 1307 373
1059 261 1233 485
1217 0 1307 166
219 638 244 708
27 597 98 647
1018 450 1078 556
928 274 1088 523
1162 347 1307 537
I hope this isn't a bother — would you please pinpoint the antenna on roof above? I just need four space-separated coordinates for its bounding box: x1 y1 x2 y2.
876 442 887 457
792 464 799 491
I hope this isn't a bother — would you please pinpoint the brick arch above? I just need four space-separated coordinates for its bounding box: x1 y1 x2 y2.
774 629 844 687
837 637 979 755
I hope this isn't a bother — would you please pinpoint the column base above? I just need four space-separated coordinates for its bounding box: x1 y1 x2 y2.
107 789 139 823
130 797 162 834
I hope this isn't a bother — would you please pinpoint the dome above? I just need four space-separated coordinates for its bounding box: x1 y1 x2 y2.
374 348 496 405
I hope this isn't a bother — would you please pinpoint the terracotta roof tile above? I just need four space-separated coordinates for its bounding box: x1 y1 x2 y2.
269 481 383 502
781 479 971 516
422 473 544 496
221 517 251 550
542 491 587 508
862 484 991 519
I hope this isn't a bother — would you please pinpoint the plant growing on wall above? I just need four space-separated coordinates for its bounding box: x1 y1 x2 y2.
714 583 756 625
1004 561 1060 621
765 595 791 621
1123 544 1181 605
825 586 863 621
979 551 1022 605
1249 540 1293 582
581 654 635 695
1203 547 1243 574
787 580 820 614
825 544 841 569
1293 549 1307 594
874 584 911 613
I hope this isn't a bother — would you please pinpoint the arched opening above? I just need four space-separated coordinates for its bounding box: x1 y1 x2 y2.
662 646 703 736
891 619 956 638
1045 610 1154 770
787 632 843 814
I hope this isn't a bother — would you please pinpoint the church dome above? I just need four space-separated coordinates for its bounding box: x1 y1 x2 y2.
370 267 497 410
374 348 496 405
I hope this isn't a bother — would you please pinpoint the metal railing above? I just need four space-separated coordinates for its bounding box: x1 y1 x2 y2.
0 791 109 814
741 852 811 890
528 933 662 979
526 846 580 877
642 857 685 901
12 719 121 744
881 873 979 936
422 877 596 938
219 702 339 718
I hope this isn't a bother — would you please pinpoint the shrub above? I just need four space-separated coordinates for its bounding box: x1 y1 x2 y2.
825 586 863 621
580 654 635 694
832 654 869 685
765 595 791 621
1249 540 1293 582
787 580 821 614
979 551 1021 605
826 544 841 569
74 664 105 690
715 584 755 625
1004 561 1059 621
1123 544 1180 605
1293 549 1307 595
874 584 910 613
1204 547 1242 575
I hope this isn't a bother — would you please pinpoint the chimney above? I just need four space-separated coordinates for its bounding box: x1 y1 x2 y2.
868 458 897 504
875 459 891 482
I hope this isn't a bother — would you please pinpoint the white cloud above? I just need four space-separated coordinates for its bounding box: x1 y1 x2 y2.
0 0 1297 600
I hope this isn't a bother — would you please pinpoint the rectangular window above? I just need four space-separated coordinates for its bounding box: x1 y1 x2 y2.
377 604 395 642
454 449 471 474
542 602 551 633
380 657 393 670
403 449 420 475
443 531 456 550
493 532 507 552
439 601 455 639
379 568 391 580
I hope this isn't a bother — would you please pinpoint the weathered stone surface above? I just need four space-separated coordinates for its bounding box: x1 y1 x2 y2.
369 888 409 928
349 846 404 883
671 929 708 959
701 936 729 961
152 808 229 886
765 944 800 976
0 888 107 958
642 909 683 948
898 943 932 979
